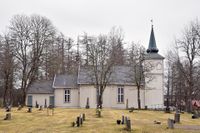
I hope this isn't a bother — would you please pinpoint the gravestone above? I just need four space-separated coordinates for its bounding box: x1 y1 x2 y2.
121 115 124 124
17 105 22 110
83 113 85 121
80 116 83 125
71 122 76 127
85 97 90 109
6 105 11 112
145 106 148 110
27 107 32 113
97 109 101 117
167 118 174 129
174 113 180 123
117 120 121 124
4 113 11 120
44 99 47 108
35 101 39 108
39 105 43 111
126 99 129 109
125 116 128 124
76 116 80 127
192 110 199 119
47 105 54 115
126 117 131 131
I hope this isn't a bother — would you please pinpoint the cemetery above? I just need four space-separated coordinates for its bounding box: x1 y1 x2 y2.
0 107 200 133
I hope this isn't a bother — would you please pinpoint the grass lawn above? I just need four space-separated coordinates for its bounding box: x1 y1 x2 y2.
0 108 200 133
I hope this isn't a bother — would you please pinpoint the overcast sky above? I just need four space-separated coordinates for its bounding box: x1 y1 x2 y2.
0 0 200 55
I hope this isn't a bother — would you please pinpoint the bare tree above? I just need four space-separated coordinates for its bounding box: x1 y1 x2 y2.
109 27 125 65
176 19 200 112
128 43 153 109
9 14 56 106
0 34 15 106
87 35 114 108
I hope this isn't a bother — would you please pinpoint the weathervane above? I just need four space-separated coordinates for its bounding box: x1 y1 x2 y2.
151 19 153 27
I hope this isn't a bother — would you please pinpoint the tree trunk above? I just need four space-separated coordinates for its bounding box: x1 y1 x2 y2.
137 87 141 109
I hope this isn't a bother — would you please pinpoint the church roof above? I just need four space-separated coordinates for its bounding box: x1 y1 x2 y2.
27 80 53 94
53 74 78 88
78 66 136 85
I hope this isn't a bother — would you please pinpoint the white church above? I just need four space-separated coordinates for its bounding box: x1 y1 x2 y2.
26 26 164 109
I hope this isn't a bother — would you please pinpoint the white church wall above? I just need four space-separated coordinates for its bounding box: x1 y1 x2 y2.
144 59 164 109
79 84 145 109
26 94 53 107
54 88 79 107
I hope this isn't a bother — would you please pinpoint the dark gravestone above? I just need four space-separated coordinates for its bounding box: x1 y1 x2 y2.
44 99 47 108
71 122 76 127
76 117 80 127
80 116 83 125
117 120 121 124
192 111 199 119
83 113 85 121
167 118 174 129
85 97 90 109
121 115 124 124
174 113 180 123
126 99 129 109
27 107 32 113
4 113 11 120
6 105 11 112
154 120 161 124
35 101 39 108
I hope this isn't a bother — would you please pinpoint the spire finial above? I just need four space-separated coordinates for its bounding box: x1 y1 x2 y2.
151 19 153 27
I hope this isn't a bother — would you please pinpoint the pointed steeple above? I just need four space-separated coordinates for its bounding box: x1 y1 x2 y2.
147 24 159 53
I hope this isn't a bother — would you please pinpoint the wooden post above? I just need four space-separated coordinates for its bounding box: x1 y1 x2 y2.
83 113 85 121
122 115 124 124
174 113 180 123
167 118 174 129
4 113 11 120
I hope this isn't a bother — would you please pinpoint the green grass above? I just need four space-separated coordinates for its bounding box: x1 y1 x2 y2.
0 108 200 133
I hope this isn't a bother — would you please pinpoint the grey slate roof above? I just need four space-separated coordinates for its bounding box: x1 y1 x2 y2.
53 74 78 88
78 66 135 85
147 25 159 53
145 53 164 60
27 80 53 94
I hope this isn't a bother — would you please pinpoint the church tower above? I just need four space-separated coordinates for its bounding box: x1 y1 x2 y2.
144 24 164 109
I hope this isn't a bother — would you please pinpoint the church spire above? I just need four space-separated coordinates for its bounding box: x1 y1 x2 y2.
147 22 159 53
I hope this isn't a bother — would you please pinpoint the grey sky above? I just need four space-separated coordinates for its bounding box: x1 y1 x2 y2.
0 0 200 55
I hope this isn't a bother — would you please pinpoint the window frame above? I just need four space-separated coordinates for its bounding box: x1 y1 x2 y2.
64 89 71 103
117 86 124 103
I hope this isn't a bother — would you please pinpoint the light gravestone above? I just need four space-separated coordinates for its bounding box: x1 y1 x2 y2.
167 118 174 129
